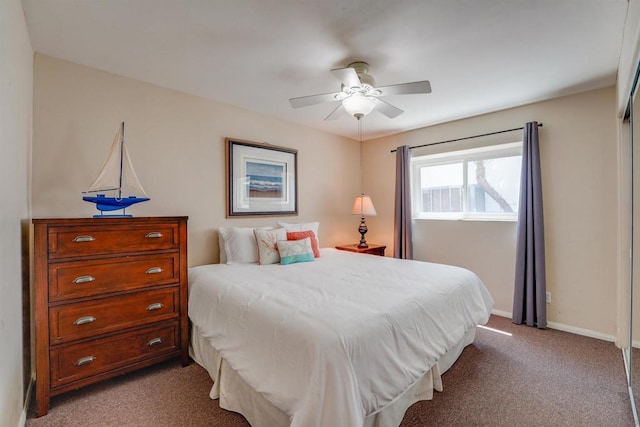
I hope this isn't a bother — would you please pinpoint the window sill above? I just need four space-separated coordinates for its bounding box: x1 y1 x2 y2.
413 216 518 223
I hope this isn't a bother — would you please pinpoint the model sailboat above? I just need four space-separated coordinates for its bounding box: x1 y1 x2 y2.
82 122 150 217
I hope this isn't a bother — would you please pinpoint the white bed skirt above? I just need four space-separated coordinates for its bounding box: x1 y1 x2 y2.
190 324 476 427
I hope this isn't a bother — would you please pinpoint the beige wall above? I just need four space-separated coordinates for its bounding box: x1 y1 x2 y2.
0 0 33 425
362 87 618 338
32 55 361 267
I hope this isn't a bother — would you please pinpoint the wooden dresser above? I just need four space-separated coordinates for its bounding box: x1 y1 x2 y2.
32 217 189 417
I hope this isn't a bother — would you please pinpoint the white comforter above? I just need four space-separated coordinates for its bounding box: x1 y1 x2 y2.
188 248 493 427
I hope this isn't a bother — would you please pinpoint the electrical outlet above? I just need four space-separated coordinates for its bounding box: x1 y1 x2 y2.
546 292 551 304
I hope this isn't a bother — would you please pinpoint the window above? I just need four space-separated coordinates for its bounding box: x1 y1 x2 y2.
412 142 522 220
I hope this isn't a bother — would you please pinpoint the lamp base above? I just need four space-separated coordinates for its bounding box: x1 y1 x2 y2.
357 217 369 248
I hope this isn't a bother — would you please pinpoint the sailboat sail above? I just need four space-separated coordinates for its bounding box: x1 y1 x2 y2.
83 122 150 216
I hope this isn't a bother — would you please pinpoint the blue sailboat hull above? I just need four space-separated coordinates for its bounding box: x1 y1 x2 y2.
83 194 150 216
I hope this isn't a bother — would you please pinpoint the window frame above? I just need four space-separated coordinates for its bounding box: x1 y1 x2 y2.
411 142 523 221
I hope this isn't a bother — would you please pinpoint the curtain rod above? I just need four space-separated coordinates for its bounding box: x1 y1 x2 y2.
389 122 543 153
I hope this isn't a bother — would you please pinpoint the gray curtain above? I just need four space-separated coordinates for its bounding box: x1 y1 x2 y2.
513 121 546 328
394 145 413 259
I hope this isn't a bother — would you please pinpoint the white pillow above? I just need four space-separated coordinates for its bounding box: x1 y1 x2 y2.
254 228 286 265
218 230 227 264
218 227 268 264
277 221 320 246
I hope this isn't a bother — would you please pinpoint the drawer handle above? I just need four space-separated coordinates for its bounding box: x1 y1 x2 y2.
145 232 163 238
146 303 164 311
74 356 96 366
73 275 95 284
147 337 163 347
73 235 95 243
145 267 163 274
73 316 96 326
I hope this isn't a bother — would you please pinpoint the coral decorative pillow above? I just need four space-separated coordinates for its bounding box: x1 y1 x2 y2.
254 228 287 265
277 237 315 265
278 221 320 245
287 231 320 258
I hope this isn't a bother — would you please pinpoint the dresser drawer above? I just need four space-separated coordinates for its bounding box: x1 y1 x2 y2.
50 287 179 344
49 253 179 302
50 322 179 388
48 223 179 259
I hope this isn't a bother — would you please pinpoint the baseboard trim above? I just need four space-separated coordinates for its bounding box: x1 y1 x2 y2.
490 309 616 343
20 374 34 427
491 309 511 318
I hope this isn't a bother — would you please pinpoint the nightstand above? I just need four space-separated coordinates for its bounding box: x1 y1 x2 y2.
335 243 386 257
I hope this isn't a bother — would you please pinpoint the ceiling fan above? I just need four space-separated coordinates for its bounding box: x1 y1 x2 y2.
289 61 432 120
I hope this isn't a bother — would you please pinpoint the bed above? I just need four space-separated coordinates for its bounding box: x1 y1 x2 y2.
188 245 493 427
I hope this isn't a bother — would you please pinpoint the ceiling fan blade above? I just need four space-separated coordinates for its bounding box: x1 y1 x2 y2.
289 92 342 108
330 67 361 89
376 80 432 96
372 98 404 118
324 103 346 121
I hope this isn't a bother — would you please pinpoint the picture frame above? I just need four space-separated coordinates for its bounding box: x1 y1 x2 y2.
226 138 298 217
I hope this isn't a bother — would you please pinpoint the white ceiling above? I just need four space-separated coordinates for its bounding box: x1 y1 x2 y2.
22 0 628 140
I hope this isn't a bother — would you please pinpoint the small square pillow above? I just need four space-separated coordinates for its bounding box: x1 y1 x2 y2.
287 231 320 258
277 237 315 265
278 221 320 245
254 228 287 265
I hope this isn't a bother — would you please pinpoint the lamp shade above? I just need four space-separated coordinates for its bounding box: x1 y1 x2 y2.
352 195 377 216
342 94 376 117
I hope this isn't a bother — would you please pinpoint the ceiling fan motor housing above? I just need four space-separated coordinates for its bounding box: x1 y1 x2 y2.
347 61 376 90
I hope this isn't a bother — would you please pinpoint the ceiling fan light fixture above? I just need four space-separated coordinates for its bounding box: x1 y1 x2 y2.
342 95 376 117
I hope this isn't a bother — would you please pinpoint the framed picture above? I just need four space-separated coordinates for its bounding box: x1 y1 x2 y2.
226 138 298 217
